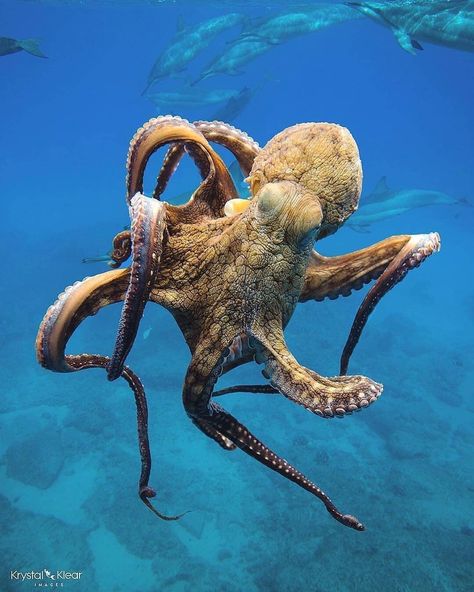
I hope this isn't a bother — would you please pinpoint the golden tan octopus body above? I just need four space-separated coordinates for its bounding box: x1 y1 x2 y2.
36 116 440 530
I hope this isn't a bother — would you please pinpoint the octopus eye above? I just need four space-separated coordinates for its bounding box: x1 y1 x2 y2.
257 183 284 214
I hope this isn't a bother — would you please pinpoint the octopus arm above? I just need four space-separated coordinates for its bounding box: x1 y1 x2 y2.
299 233 441 373
250 329 383 419
35 269 184 520
339 232 440 374
127 115 237 219
107 194 166 381
300 235 420 302
183 340 364 531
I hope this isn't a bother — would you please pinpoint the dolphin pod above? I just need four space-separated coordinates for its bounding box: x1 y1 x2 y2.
347 0 474 54
146 0 474 107
348 176 471 231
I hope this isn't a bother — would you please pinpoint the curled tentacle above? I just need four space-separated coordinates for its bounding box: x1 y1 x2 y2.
250 330 382 419
182 342 364 530
109 230 132 268
155 121 260 200
35 271 183 520
107 194 166 381
126 115 237 219
340 232 441 374
193 120 260 176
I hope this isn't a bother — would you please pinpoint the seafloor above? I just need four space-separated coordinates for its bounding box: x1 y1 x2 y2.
1 0 474 590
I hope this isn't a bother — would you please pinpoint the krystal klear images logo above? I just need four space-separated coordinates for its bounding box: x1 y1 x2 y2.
10 569 83 587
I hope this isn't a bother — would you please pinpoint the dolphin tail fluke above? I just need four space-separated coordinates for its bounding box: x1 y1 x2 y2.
176 14 187 34
458 197 474 207
19 38 47 58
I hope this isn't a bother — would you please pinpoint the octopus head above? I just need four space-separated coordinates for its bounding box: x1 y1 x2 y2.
248 122 362 238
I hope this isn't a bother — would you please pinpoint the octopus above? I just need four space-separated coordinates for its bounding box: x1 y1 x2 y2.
36 116 440 531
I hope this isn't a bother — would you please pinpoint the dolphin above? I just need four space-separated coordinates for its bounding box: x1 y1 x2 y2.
348 176 471 230
192 5 361 83
241 4 362 44
347 1 474 54
192 37 272 84
0 37 46 58
147 88 242 109
142 13 245 95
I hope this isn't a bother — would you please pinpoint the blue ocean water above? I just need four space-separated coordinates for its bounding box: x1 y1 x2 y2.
1 1 473 590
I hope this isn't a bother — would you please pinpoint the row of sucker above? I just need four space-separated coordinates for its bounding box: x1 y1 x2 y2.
248 335 383 419
340 232 441 374
107 193 166 381
321 263 391 302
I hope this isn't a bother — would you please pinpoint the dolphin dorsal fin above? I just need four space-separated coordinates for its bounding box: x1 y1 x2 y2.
363 176 390 204
373 176 390 195
176 15 186 34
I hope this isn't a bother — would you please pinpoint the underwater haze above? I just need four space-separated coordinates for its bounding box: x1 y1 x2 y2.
1 0 474 591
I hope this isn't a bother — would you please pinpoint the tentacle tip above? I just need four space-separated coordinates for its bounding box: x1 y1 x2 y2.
343 514 365 531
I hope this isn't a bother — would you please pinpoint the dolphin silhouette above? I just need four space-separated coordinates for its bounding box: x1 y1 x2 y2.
347 1 474 54
348 176 471 230
240 4 362 44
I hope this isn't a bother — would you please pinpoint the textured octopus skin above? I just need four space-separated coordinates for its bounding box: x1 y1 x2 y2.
36 116 440 531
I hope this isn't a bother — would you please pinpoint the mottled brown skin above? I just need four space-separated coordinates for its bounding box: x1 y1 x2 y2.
36 116 440 530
